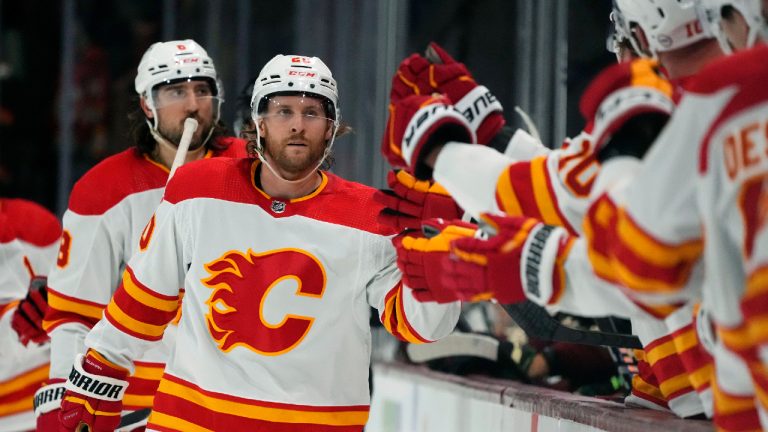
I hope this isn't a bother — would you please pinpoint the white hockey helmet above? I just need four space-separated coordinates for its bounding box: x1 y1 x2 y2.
135 40 222 128
615 0 714 56
696 0 766 53
250 54 340 124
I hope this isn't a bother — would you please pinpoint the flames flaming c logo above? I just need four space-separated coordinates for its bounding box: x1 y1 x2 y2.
202 248 326 355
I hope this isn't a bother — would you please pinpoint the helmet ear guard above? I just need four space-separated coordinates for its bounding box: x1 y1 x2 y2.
696 0 767 54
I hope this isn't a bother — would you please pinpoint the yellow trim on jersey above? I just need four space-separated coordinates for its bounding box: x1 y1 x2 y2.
0 396 35 416
157 378 369 425
631 374 664 401
291 172 329 203
106 301 168 338
531 157 565 226
658 372 693 397
688 364 714 391
0 364 48 397
122 271 179 312
133 364 165 381
712 381 758 416
143 154 171 174
123 394 155 408
616 207 703 268
495 169 524 216
645 340 677 365
745 266 768 300
672 328 699 353
150 411 214 432
719 324 753 352
47 290 104 321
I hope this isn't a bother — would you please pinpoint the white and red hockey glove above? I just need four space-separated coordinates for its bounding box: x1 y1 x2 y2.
10 276 50 346
382 94 474 179
34 378 67 432
444 214 574 305
394 218 478 303
391 42 505 144
579 59 673 162
374 170 463 232
59 350 129 432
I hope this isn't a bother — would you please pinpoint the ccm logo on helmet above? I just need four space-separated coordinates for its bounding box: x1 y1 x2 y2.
68 369 124 399
291 56 312 64
288 70 316 77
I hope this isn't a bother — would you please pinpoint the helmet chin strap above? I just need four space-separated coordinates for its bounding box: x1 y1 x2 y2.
255 122 339 185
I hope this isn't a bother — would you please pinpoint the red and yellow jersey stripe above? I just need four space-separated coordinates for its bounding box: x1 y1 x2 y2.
495 156 577 235
643 334 697 401
712 381 761 432
0 364 49 418
380 282 431 344
631 350 669 409
584 194 703 296
742 265 768 348
148 374 369 432
104 266 180 342
43 288 106 332
670 323 714 395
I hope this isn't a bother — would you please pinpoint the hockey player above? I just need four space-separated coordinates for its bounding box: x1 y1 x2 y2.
389 1 767 429
378 34 715 416
0 198 61 431
55 54 459 432
38 39 247 430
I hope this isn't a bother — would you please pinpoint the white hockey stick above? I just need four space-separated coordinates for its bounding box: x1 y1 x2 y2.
167 117 199 182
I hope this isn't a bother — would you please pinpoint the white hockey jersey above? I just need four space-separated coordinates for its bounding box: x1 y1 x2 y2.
45 139 246 410
84 158 460 431
582 45 768 429
0 198 60 432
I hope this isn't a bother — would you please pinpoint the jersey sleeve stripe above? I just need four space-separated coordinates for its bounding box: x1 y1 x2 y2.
499 162 544 220
122 268 181 309
394 285 430 344
380 283 430 344
631 374 668 408
530 156 571 231
712 381 760 423
105 301 170 339
46 288 105 321
495 168 524 216
584 196 702 294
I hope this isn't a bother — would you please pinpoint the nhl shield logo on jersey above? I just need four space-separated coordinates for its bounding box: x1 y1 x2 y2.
271 200 286 214
202 248 327 355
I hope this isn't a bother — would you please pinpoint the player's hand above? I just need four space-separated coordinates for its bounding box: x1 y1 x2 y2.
391 42 505 144
394 218 478 303
59 351 128 432
34 378 66 432
10 276 50 346
579 59 673 162
374 170 463 232
381 94 474 179
444 213 574 305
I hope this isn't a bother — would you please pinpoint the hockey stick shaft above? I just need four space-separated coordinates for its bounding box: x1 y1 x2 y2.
167 118 199 182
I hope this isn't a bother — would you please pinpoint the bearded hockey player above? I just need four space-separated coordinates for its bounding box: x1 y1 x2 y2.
39 39 246 430
55 54 459 432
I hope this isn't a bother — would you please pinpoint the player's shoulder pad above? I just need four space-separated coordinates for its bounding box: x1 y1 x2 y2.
163 157 249 205
688 44 768 95
1 198 62 246
68 148 167 215
212 136 248 158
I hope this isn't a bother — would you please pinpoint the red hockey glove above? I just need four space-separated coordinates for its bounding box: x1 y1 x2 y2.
374 170 463 232
34 378 67 432
444 214 574 305
579 59 673 162
394 219 478 303
391 42 505 144
382 94 474 179
59 351 129 432
10 276 50 346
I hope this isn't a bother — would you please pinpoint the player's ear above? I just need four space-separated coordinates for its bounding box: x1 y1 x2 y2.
258 117 266 136
140 97 153 119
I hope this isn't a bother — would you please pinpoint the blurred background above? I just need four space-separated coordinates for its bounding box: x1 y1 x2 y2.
0 0 614 216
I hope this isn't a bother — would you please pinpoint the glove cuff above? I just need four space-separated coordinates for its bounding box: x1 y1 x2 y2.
401 102 475 176
590 86 673 151
454 85 503 139
33 379 67 417
65 353 129 402
520 224 570 305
